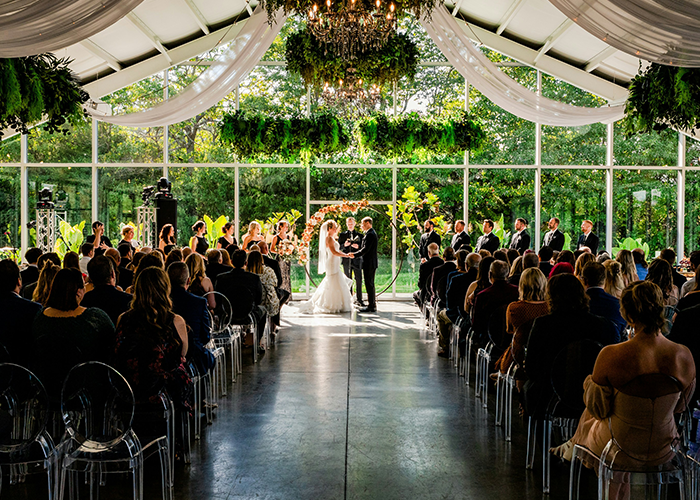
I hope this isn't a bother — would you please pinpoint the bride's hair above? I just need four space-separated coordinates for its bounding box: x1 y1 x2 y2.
324 220 338 232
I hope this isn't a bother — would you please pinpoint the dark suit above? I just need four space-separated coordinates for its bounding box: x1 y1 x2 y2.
216 268 265 338
20 265 40 288
671 269 687 292
451 232 471 253
430 261 456 307
475 232 500 254
171 286 214 373
509 229 531 254
206 262 232 285
417 256 444 301
523 311 617 417
543 229 565 252
539 261 554 278
669 304 700 405
354 228 378 309
471 280 519 345
81 285 133 326
263 255 282 288
446 268 477 322
117 265 134 290
0 291 42 366
419 231 441 260
576 232 599 254
339 229 363 302
586 287 626 342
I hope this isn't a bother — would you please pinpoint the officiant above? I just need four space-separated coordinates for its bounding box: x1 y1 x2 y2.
340 217 364 307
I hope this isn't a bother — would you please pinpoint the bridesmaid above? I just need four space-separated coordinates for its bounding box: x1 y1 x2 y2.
189 221 209 256
271 220 293 300
159 224 177 254
217 222 238 253
242 221 264 251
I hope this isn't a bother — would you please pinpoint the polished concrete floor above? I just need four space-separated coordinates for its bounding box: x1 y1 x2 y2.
7 301 590 500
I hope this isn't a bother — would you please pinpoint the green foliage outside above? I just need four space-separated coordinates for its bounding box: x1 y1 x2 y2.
611 237 650 259
55 220 86 259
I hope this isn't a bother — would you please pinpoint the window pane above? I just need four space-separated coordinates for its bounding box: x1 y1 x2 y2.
0 136 20 163
0 166 20 259
98 123 163 163
311 167 392 202
685 170 700 256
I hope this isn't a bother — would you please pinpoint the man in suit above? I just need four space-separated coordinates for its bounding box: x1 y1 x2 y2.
576 219 599 254
436 250 476 357
20 247 42 288
542 217 565 252
117 244 135 290
22 252 61 299
660 248 687 292
471 260 519 346
81 256 133 325
419 219 441 263
352 217 378 313
413 243 443 309
205 249 231 285
216 250 266 345
168 262 215 374
451 220 471 253
669 303 700 405
339 217 364 306
0 259 42 366
260 241 289 331
509 218 531 254
582 262 625 342
538 245 554 278
429 247 456 309
474 219 500 254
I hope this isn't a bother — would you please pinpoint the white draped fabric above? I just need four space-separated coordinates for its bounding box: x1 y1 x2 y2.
548 0 700 68
0 0 144 58
86 6 287 128
420 6 626 126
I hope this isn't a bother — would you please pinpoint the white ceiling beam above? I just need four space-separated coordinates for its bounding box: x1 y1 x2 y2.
496 0 528 35
80 40 123 72
83 18 247 99
451 0 465 16
182 0 210 35
584 46 618 73
126 12 173 64
533 18 574 64
457 20 628 102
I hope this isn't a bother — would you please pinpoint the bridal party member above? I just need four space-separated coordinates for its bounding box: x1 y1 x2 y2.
242 221 264 251
190 221 209 256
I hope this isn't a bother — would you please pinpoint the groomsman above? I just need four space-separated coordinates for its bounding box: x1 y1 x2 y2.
339 217 364 306
509 218 531 254
419 219 441 263
542 217 565 252
577 219 600 254
475 219 500 253
451 220 471 253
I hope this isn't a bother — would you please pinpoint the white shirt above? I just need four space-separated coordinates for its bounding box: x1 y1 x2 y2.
79 256 91 275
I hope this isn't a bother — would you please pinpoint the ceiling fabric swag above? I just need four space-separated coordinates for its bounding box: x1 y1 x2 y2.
0 0 144 57
420 6 625 126
548 0 700 68
86 6 287 128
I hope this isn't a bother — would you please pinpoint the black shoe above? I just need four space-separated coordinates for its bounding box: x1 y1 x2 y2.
359 306 376 313
437 350 449 358
355 300 366 307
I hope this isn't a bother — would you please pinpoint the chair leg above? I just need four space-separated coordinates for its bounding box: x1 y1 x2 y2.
569 447 582 500
482 356 489 408
495 374 502 426
505 378 513 442
526 417 537 469
543 419 552 494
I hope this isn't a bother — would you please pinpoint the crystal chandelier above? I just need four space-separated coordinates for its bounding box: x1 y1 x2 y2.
307 0 397 60
321 68 382 111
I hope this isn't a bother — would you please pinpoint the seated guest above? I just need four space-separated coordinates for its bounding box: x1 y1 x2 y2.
259 241 289 331
471 260 519 346
413 243 443 309
167 262 214 374
681 251 700 298
508 256 523 287
553 282 695 472
104 247 126 289
478 249 492 259
246 251 280 346
0 259 42 365
645 258 679 307
114 266 191 410
436 250 470 357
182 246 193 260
465 256 495 314
205 249 229 284
21 247 43 287
32 262 61 307
493 249 509 263
556 250 576 267
79 243 94 275
582 262 626 342
118 243 134 270
574 252 595 282
523 273 617 418
506 249 520 268
216 250 265 348
616 249 639 287
446 252 480 324
117 225 136 249
23 253 61 299
669 303 700 406
676 264 700 312
659 248 686 293
549 262 574 278
220 247 234 267
63 251 81 272
596 251 611 264
496 267 548 377
259 242 282 289
81 256 133 325
633 248 648 280
430 247 456 308
185 253 216 309
125 252 165 294
603 260 625 299
163 248 183 270
32 268 114 362
538 246 554 278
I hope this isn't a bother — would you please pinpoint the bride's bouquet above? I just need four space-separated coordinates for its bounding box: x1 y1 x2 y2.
276 238 298 262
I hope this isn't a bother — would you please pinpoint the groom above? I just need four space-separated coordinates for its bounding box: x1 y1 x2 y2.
352 217 378 313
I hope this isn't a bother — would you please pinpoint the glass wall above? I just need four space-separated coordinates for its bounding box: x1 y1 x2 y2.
684 170 700 255
0 166 20 260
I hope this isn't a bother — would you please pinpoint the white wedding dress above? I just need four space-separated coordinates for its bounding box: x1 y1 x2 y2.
298 235 354 314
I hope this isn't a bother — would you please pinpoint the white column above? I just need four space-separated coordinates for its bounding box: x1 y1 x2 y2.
678 133 686 260
606 123 614 255
534 71 542 252
392 164 397 298
91 118 99 223
236 83 240 111
163 69 169 179
463 79 469 230
20 134 28 262
234 164 240 243
305 164 311 298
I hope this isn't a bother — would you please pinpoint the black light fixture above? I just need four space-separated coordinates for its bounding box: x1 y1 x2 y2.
155 177 173 199
36 187 54 209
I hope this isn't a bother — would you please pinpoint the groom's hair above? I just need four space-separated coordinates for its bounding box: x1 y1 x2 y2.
362 217 373 226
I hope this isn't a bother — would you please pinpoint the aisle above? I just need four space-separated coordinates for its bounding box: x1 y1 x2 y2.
172 301 573 500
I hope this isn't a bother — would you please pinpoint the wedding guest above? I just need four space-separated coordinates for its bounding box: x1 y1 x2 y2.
0 259 42 365
104 248 124 289
242 221 264 251
596 251 611 264
675 264 700 312
164 248 183 270
190 221 209 256
85 221 112 257
32 268 114 362
159 224 177 254
556 250 576 267
130 251 146 272
508 256 524 287
493 249 509 263
582 262 626 342
436 250 470 357
221 247 234 266
549 262 574 279
616 249 639 287
430 247 456 308
184 252 216 309
20 247 43 287
259 242 282 288
464 256 495 315
538 246 554 278
603 260 625 298
506 249 520 268
659 248 687 292
117 225 136 249
126 252 165 294
445 251 480 324
63 251 81 272
645 259 679 307
217 222 238 253
680 251 700 298
574 252 596 281
413 243 443 309
182 246 193 260
79 243 93 275
246 251 280 345
633 248 649 280
23 253 60 299
32 262 60 307
81 256 132 325
471 260 519 347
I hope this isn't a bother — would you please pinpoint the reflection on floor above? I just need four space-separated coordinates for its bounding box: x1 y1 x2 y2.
8 302 593 500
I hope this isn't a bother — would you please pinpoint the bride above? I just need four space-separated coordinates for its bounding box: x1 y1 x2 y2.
298 220 355 314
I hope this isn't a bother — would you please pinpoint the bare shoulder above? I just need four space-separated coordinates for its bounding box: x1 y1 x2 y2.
173 314 187 329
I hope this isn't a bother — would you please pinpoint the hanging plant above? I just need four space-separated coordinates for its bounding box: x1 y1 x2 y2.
285 29 420 88
0 54 89 137
623 64 700 136
219 110 350 163
354 110 486 160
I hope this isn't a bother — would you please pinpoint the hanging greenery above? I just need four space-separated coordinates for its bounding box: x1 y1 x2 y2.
219 110 350 163
285 30 420 88
623 64 700 136
0 54 88 137
354 110 486 159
